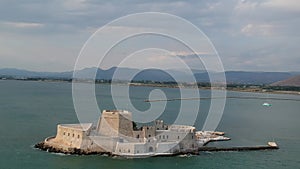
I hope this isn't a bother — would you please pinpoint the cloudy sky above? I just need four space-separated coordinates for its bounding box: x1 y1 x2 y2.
0 0 299 72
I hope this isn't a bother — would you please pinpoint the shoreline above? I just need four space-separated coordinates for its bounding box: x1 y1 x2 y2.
34 141 108 155
34 140 279 157
1 78 300 96
34 141 200 157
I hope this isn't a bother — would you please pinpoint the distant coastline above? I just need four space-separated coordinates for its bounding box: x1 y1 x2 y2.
1 77 300 96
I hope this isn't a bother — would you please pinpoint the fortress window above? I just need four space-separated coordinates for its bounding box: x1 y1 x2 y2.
72 133 74 137
148 135 151 137
192 135 193 139
63 132 65 135
177 136 180 139
119 149 121 152
78 135 80 139
68 133 70 136
167 135 168 139
159 135 161 139
163 135 165 139
128 149 130 153
136 134 139 138
137 150 139 153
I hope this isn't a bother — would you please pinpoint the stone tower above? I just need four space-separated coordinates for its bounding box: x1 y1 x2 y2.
97 110 134 137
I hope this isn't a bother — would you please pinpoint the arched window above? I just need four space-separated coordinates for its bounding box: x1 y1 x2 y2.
149 146 154 152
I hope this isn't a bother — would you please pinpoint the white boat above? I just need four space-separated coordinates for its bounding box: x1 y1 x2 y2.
262 102 272 106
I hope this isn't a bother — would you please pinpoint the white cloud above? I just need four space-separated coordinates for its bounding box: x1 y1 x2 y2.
262 0 300 12
62 0 88 10
235 0 300 13
169 51 212 57
3 21 44 28
241 23 275 36
235 0 260 12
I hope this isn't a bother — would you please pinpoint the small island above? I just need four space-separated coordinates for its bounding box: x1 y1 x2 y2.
35 110 230 157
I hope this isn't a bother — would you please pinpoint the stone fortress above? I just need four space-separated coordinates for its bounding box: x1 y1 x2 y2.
37 110 201 157
35 109 280 157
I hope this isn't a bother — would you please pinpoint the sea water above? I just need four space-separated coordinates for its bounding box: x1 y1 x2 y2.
0 80 299 169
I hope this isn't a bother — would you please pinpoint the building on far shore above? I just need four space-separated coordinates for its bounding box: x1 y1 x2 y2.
38 110 201 157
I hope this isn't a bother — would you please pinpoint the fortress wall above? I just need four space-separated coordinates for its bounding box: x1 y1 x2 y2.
134 143 147 154
155 130 187 142
179 132 198 150
156 142 180 153
115 142 135 154
133 130 145 141
155 130 197 151
97 110 134 137
118 113 133 137
87 136 118 152
97 115 119 136
155 120 168 130
53 125 85 149
142 126 156 138
115 142 147 154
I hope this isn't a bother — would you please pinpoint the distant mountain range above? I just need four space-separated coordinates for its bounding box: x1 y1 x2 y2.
0 68 73 78
271 75 300 87
0 67 299 85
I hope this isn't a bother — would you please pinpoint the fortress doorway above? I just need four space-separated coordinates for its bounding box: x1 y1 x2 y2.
149 146 154 152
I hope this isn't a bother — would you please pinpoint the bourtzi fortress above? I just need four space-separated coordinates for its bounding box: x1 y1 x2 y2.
36 110 201 157
35 110 280 157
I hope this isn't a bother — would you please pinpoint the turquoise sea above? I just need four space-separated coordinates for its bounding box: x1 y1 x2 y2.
0 80 299 169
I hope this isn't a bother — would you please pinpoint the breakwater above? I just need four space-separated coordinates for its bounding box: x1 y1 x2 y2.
199 142 279 152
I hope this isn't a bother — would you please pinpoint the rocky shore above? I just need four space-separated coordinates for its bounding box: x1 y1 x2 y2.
34 141 200 157
34 142 109 155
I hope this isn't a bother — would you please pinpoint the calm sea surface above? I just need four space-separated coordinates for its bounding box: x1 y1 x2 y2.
0 80 299 169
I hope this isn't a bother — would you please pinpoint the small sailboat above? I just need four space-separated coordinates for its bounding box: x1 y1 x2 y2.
262 102 272 107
